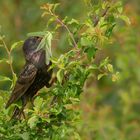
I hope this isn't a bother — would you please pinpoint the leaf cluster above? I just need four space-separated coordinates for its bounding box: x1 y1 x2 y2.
0 1 128 139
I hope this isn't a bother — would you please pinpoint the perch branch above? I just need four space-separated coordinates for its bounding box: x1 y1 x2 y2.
94 6 110 27
49 11 78 48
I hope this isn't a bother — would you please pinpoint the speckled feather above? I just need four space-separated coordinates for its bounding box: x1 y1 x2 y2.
5 36 52 119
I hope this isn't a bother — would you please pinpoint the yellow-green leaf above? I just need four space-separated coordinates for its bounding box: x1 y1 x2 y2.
97 73 107 80
10 73 17 89
34 97 43 110
28 116 39 129
107 64 113 73
0 59 9 64
0 75 11 81
112 72 120 82
10 41 24 52
57 69 64 83
120 15 131 25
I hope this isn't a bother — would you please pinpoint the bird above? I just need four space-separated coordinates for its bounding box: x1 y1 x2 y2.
5 36 52 119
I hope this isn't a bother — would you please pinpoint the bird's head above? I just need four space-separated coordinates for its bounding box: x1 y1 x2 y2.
22 36 47 68
23 36 42 55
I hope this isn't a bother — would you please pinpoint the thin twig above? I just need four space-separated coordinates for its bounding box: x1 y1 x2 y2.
94 6 110 27
50 11 78 48
1 39 15 76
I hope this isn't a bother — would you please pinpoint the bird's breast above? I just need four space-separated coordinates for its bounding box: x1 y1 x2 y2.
29 50 46 68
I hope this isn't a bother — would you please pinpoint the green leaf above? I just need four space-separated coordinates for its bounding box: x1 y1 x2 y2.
112 72 120 82
88 64 98 70
52 3 60 12
115 1 123 13
118 6 123 14
19 132 29 140
69 97 80 103
50 107 62 115
0 59 9 64
80 37 92 47
119 15 131 25
28 116 39 129
67 18 79 25
41 117 51 123
47 17 56 27
0 96 4 108
10 41 24 52
57 69 64 83
97 73 107 80
105 23 116 37
86 65 98 73
36 31 53 65
0 75 11 82
107 64 113 73
68 61 80 68
74 132 81 140
50 57 58 64
86 47 97 59
34 97 43 110
64 104 73 110
99 57 109 68
27 31 49 37
10 73 17 89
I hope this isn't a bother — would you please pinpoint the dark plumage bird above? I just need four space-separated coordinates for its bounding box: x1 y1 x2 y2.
5 36 52 119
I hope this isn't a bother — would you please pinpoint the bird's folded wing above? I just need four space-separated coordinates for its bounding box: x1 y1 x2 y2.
5 63 38 108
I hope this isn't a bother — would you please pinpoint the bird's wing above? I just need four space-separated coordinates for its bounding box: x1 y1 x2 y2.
5 63 38 108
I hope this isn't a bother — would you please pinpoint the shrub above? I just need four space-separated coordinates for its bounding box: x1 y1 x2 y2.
0 1 128 139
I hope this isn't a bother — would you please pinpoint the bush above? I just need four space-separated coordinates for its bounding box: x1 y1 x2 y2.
0 1 130 139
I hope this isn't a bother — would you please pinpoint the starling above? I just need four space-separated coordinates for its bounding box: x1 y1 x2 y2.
5 36 52 119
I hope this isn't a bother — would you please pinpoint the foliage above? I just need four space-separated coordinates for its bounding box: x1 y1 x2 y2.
0 0 139 140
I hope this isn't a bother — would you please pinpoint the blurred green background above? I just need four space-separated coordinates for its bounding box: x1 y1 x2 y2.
0 0 140 140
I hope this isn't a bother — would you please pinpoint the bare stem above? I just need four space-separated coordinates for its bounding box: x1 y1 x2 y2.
94 6 110 27
1 39 15 76
50 11 78 48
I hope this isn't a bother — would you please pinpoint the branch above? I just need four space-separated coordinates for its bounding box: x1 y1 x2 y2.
94 6 110 27
50 11 78 48
0 39 15 76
